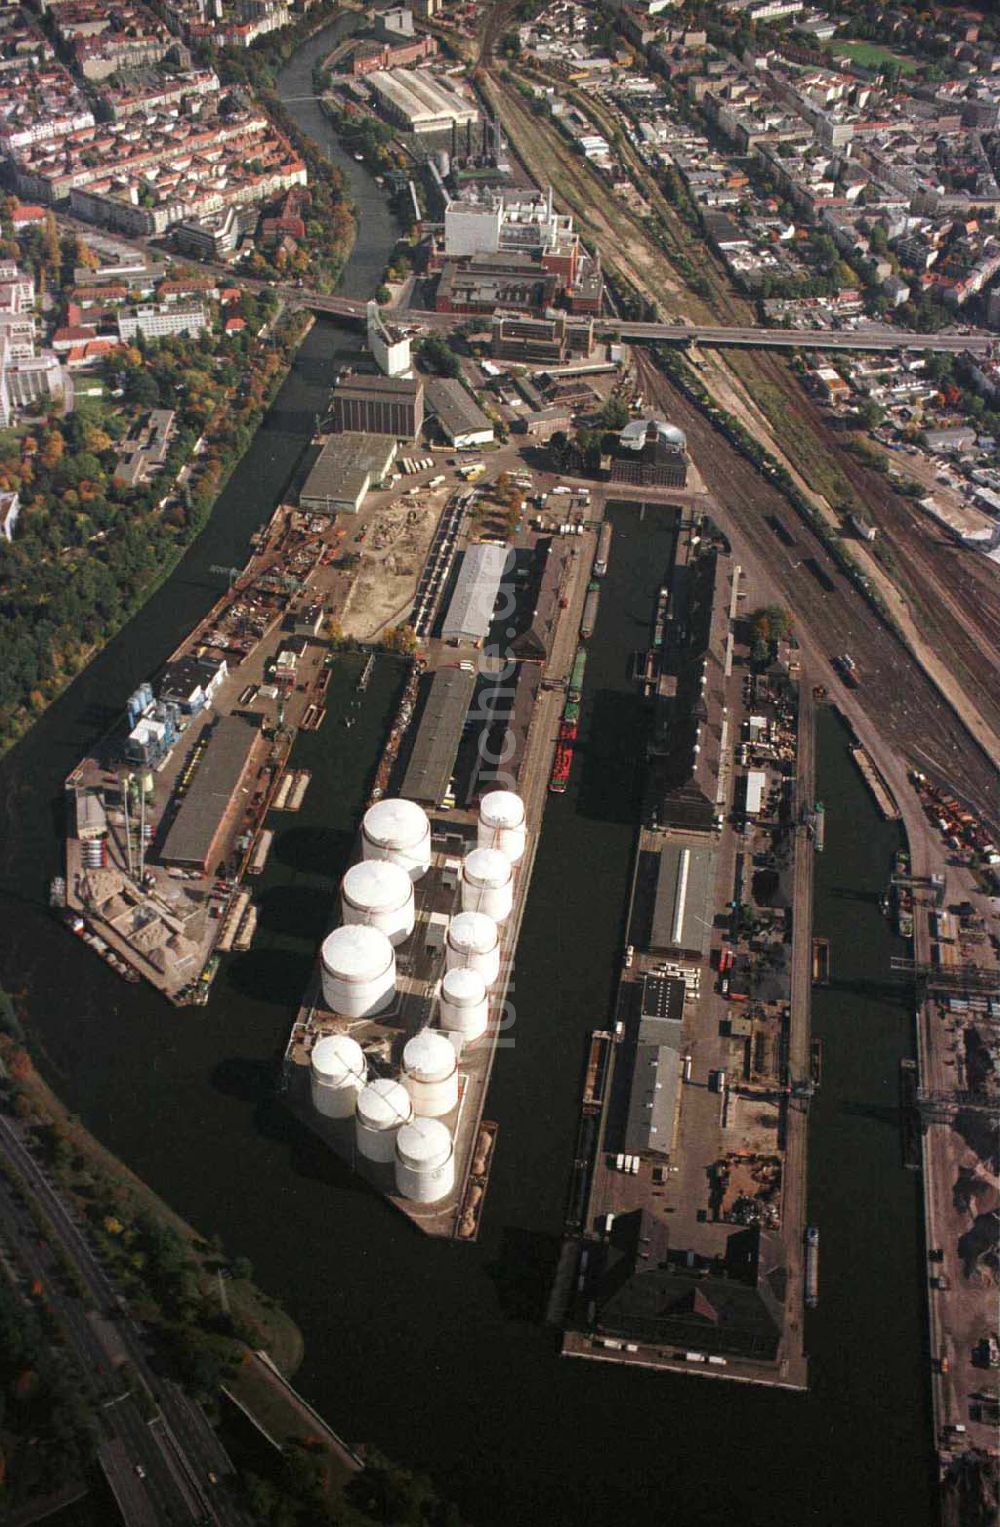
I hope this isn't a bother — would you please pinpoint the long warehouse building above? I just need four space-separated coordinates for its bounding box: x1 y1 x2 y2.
368 68 478 133
400 666 476 806
159 715 263 874
441 540 511 646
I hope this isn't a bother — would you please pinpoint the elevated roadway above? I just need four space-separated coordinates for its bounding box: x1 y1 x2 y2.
283 288 995 354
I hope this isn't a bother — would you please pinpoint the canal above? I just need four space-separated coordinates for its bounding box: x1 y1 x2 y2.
0 24 936 1527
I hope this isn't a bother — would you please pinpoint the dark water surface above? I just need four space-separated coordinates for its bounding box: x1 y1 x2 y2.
0 30 936 1525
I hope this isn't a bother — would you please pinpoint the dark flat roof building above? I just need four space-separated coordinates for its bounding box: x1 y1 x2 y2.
299 432 398 513
330 374 423 439
400 666 476 806
159 715 262 873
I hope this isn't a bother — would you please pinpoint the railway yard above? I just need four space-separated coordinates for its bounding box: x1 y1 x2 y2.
633 350 999 827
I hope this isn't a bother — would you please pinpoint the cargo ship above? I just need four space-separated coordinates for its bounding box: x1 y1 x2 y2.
804 1226 819 1308
568 648 587 703
580 582 600 641
550 722 576 794
594 521 612 577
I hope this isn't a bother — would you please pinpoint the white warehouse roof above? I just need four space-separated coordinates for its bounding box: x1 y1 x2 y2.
441 541 510 644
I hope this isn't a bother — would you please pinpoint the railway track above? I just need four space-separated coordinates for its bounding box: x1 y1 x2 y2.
634 350 999 824
745 351 1000 737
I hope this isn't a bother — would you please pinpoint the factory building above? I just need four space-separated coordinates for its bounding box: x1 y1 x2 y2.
330 374 423 439
157 654 227 716
440 540 510 645
159 715 263 873
425 376 494 448
609 419 688 489
400 665 476 806
491 310 593 364
367 67 477 133
436 254 559 316
299 432 398 513
366 300 411 377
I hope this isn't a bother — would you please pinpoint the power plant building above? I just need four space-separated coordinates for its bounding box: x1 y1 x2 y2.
159 715 263 873
440 540 510 645
330 374 423 439
400 665 476 806
368 68 477 133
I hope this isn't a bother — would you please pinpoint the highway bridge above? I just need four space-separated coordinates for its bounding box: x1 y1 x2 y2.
283 287 996 354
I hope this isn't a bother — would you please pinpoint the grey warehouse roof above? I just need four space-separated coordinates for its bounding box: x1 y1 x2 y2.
299 432 397 511
624 1005 684 1157
426 377 494 443
650 840 717 957
441 541 511 644
401 666 476 805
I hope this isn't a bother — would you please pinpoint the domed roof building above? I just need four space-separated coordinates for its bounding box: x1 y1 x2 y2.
610 418 688 488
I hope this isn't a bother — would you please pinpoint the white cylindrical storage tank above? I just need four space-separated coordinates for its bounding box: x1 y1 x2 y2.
320 925 395 1019
394 1117 455 1204
461 847 514 923
446 911 501 987
341 859 415 946
310 1033 366 1119
439 966 489 1041
361 797 431 881
355 1077 413 1163
401 1029 459 1118
477 789 527 864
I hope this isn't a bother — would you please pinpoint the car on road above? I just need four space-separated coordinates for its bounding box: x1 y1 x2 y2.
135 1464 146 1479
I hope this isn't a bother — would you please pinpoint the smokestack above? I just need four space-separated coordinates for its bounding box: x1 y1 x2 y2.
451 119 457 160
466 117 472 158
482 116 487 157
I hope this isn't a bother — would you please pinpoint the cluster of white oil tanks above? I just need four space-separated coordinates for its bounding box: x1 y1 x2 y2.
305 792 528 1205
